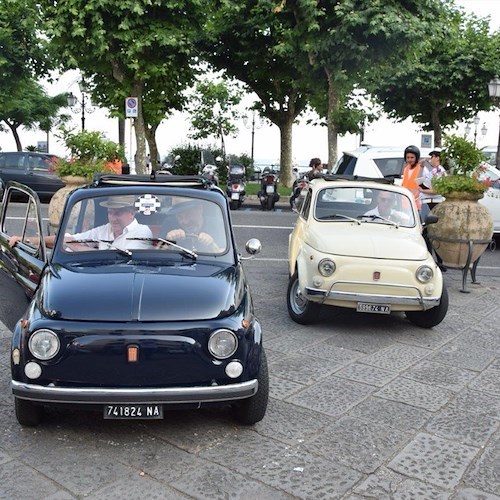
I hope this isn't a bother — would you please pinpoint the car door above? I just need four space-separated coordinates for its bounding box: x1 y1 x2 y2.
0 184 47 325
26 153 64 196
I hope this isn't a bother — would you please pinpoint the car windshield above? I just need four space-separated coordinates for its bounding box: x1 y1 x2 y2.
58 193 228 256
314 186 416 227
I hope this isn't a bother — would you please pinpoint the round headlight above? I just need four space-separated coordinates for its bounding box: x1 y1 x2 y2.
318 258 336 277
416 265 434 283
208 330 238 359
29 329 60 360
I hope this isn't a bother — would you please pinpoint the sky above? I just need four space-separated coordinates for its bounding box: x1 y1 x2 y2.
1 0 499 166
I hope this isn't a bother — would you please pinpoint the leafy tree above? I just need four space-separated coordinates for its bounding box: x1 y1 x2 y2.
0 78 68 150
283 0 442 166
199 0 310 187
367 8 500 147
39 0 205 174
188 80 243 160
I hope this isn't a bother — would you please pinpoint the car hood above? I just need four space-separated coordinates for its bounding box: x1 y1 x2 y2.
305 223 428 260
39 263 245 322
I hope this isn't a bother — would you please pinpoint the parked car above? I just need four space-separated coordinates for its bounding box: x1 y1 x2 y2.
0 151 63 199
334 146 500 235
0 174 268 426
479 163 500 234
287 175 448 328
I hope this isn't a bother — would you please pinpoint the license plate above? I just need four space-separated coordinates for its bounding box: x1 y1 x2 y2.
231 193 240 200
266 185 275 194
356 303 391 314
104 404 163 419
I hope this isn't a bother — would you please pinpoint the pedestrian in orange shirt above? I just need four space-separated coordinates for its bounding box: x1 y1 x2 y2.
401 145 421 211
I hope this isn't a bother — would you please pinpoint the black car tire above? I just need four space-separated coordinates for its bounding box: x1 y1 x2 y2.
287 271 321 324
405 285 449 328
233 349 269 425
15 397 43 427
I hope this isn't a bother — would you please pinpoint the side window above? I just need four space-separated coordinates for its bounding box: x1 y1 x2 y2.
334 155 357 175
2 189 42 250
28 154 49 172
374 157 405 177
301 190 312 219
0 153 25 169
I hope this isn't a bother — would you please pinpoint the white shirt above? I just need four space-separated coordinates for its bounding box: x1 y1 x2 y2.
70 219 153 250
363 206 411 224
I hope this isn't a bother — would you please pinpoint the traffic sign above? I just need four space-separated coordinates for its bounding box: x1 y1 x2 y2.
125 97 138 118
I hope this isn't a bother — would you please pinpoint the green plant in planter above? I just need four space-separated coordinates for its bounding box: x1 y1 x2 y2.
50 128 125 179
432 135 491 197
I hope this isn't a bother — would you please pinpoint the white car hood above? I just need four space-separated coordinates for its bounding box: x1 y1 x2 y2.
305 223 428 260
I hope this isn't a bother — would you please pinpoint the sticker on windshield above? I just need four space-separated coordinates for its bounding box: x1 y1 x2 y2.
136 194 161 215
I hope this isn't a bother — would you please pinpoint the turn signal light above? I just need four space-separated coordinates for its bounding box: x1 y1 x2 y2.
127 345 139 362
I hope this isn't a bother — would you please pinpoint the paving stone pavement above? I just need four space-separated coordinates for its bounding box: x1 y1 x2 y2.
0 265 499 499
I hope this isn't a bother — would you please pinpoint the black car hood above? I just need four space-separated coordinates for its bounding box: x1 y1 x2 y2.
39 263 244 322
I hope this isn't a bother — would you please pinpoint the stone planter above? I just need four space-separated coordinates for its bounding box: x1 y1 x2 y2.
48 176 89 234
427 192 493 268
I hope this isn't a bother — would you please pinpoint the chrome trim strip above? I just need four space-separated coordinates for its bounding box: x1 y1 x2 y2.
12 379 258 404
305 286 440 310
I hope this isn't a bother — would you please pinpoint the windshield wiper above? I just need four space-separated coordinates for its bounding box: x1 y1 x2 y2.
359 214 399 227
66 239 133 257
127 237 197 260
318 214 361 224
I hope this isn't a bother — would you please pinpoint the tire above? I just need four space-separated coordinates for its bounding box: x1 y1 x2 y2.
287 271 321 324
233 349 269 425
266 194 274 211
15 397 43 427
405 284 449 328
230 200 239 210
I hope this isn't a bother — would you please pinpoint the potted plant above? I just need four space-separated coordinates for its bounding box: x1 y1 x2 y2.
48 129 125 232
427 135 494 271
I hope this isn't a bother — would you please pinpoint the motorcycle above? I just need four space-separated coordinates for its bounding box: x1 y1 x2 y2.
201 164 219 186
226 165 246 210
258 173 280 210
289 174 309 211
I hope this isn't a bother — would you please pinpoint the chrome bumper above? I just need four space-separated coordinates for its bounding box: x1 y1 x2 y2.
12 379 258 404
305 285 440 310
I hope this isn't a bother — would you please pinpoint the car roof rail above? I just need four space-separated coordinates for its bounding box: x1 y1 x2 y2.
321 174 394 184
92 174 212 189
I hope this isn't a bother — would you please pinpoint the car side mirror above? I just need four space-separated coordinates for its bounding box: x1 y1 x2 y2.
240 238 262 260
423 214 438 226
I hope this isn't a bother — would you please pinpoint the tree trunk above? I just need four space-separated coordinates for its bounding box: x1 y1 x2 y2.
6 122 23 151
431 107 442 147
279 119 293 187
326 69 339 169
145 123 159 172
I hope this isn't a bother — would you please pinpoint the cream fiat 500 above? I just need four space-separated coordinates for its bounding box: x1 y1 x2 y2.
287 176 448 328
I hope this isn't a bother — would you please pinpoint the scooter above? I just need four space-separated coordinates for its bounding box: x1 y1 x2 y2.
258 173 280 210
226 165 246 210
289 174 309 210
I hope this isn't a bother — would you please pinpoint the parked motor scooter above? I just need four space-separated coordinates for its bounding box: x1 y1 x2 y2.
258 173 280 210
289 174 309 210
201 164 219 186
226 165 246 210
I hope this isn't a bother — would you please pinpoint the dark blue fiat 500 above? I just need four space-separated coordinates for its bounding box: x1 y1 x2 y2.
0 174 267 426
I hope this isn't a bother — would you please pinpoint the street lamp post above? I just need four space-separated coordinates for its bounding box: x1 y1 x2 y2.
67 80 94 131
488 77 500 168
243 111 263 167
465 116 483 146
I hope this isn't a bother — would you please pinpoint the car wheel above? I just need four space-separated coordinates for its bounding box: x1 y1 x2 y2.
405 285 449 328
287 271 321 324
15 397 43 427
233 349 269 425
